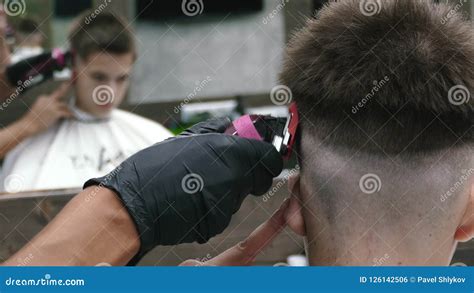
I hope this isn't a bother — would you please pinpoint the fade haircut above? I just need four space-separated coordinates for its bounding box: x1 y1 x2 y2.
280 0 473 155
68 11 136 61
279 0 474 263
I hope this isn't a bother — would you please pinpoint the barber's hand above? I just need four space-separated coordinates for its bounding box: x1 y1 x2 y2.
20 83 73 135
84 118 284 259
179 199 290 266
178 117 231 136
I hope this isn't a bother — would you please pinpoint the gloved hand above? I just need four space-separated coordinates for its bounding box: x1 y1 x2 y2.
83 118 283 260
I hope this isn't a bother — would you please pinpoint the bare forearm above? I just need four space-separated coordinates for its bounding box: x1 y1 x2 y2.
2 186 140 266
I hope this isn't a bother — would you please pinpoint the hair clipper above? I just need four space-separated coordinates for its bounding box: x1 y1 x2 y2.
225 102 299 160
5 48 73 91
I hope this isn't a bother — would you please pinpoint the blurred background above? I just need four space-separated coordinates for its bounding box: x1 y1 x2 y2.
0 0 472 266
1 0 472 130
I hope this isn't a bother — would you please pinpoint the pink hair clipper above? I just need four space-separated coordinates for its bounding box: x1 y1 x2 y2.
225 102 299 160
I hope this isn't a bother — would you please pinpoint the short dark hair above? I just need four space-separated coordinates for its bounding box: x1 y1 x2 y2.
280 0 473 155
17 18 40 35
68 11 136 61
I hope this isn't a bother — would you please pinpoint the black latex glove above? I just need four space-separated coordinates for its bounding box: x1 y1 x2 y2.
83 117 283 260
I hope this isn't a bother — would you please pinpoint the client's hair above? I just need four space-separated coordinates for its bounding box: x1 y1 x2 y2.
68 11 136 61
281 0 473 154
280 0 473 264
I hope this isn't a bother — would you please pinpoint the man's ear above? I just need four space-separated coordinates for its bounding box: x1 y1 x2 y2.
454 184 474 242
285 174 306 236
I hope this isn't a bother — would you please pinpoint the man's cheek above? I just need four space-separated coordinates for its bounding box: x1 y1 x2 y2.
75 78 94 98
113 93 125 107
114 85 129 105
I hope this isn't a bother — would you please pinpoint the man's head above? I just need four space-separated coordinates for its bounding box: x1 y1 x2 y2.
69 11 136 118
280 0 473 265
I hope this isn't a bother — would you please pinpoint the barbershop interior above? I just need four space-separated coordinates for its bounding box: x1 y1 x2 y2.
0 0 473 267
